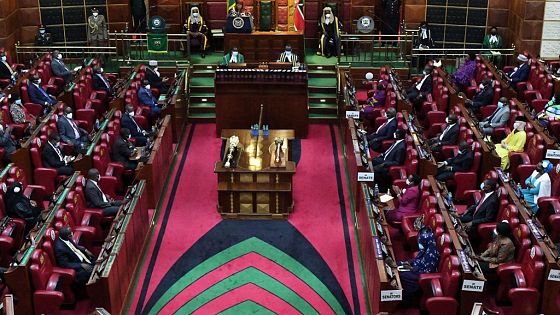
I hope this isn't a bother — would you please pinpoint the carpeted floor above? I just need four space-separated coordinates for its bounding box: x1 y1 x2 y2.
126 123 367 314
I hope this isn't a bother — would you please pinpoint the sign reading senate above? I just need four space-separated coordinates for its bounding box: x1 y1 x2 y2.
381 289 402 301
462 279 485 292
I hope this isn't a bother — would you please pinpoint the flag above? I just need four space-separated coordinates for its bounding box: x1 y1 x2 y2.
294 0 304 32
147 33 168 53
227 0 236 13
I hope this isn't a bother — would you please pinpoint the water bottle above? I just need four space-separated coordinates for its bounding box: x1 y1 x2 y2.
517 183 524 199
447 192 453 205
373 184 379 199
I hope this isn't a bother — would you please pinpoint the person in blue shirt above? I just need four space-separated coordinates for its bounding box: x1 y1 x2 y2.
137 79 161 116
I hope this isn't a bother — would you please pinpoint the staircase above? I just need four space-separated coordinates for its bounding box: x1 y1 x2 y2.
187 63 339 123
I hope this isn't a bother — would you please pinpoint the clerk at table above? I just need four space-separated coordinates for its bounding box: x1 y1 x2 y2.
278 45 299 67
221 47 245 66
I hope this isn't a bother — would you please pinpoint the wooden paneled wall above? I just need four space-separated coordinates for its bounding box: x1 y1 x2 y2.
508 0 546 55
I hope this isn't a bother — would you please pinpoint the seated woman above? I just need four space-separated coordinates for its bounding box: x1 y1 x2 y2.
5 181 42 234
10 98 36 130
521 160 553 214
228 0 249 17
450 53 477 92
536 91 560 124
472 221 515 274
494 116 527 170
317 7 342 58
398 227 440 302
385 174 421 224
366 83 387 108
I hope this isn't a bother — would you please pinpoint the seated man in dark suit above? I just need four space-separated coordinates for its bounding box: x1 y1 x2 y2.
464 78 494 110
428 114 460 152
0 51 17 82
137 80 161 116
435 141 474 182
121 104 149 146
371 128 407 192
91 65 114 96
54 226 95 286
145 60 168 93
42 133 74 176
84 168 122 217
460 178 500 241
50 50 74 84
406 66 433 103
57 106 89 151
27 74 57 108
506 54 530 85
366 107 397 152
0 122 18 163
111 128 140 170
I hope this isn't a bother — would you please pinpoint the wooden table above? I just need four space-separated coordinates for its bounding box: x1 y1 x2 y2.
135 115 174 208
224 31 304 63
214 129 295 219
214 67 308 138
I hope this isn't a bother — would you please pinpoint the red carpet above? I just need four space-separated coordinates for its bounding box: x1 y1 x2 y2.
125 123 367 314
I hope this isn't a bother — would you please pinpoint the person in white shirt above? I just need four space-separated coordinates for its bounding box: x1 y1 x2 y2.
84 168 123 216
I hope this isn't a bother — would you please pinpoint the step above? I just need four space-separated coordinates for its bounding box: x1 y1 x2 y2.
189 91 215 98
192 69 216 77
188 112 216 122
189 95 215 103
308 112 338 122
189 102 216 114
307 64 337 72
309 77 337 88
309 92 337 101
190 77 214 87
309 102 338 115
307 69 337 78
189 85 214 93
308 86 337 94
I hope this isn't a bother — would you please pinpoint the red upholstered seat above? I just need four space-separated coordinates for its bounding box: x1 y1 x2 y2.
449 142 481 200
53 209 98 251
401 195 437 249
29 138 61 196
509 134 543 183
419 255 460 314
436 233 452 271
496 246 545 314
30 249 76 315
64 190 104 239
20 79 45 117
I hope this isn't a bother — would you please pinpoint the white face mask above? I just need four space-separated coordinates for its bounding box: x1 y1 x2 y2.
129 111 134 116
93 13 99 17
39 29 45 34
497 101 504 108
127 134 131 140
36 79 42 84
406 179 412 186
480 182 485 190
193 12 199 17
232 51 238 57
513 122 523 130
479 83 484 89
66 113 73 119
1 56 6 62
145 84 151 90
57 54 62 60
325 14 332 19
418 243 424 251
393 133 398 139
14 186 21 193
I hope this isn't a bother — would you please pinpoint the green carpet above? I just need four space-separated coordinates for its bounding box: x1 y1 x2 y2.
309 77 337 87
190 77 215 87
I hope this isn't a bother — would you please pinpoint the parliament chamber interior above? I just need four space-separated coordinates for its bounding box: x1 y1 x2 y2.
0 0 559 314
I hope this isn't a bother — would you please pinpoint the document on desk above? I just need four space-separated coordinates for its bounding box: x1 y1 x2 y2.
158 95 166 102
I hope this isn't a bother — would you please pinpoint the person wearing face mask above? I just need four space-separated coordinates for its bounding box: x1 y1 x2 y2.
145 60 169 94
0 51 17 82
112 128 140 170
371 129 407 191
460 178 499 239
397 227 440 302
54 226 95 286
57 106 89 151
278 45 299 67
27 74 57 108
34 25 52 46
385 174 421 225
366 107 397 152
464 77 495 110
521 160 553 214
415 21 434 69
184 7 208 58
482 26 503 67
42 133 75 176
436 141 473 182
10 97 36 128
92 65 114 96
428 114 460 152
366 83 387 108
451 53 477 92
228 0 247 17
479 97 510 136
87 8 108 46
0 120 18 163
5 181 42 235
50 50 74 84
471 221 515 274
137 80 162 116
406 66 433 103
221 47 245 66
494 116 527 170
318 7 342 58
85 168 123 217
505 54 530 85
121 104 149 146
536 91 560 123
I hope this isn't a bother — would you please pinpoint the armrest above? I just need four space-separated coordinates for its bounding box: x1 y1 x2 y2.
464 190 481 206
24 102 43 117
24 185 48 202
99 176 118 198
33 290 64 308
52 267 77 280
497 263 522 279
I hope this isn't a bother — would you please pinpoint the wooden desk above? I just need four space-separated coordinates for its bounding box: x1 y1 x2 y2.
214 129 295 219
136 115 174 208
224 32 304 63
480 57 517 99
160 69 187 143
494 170 560 315
87 181 149 315
428 176 487 315
215 68 308 138
403 111 438 177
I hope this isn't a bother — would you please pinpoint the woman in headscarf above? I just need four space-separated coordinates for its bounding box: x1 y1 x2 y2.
318 7 342 58
5 181 42 234
184 6 208 58
472 220 515 274
385 174 421 225
398 227 440 301
494 116 527 170
521 160 553 214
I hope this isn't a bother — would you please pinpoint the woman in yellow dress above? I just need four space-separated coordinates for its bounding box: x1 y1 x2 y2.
494 116 527 170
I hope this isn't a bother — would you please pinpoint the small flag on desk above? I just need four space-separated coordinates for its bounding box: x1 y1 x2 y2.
227 0 236 13
294 0 305 31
